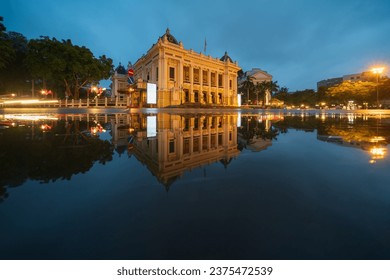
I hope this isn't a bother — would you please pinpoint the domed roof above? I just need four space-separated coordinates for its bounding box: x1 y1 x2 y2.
220 51 233 63
162 28 179 45
115 63 127 75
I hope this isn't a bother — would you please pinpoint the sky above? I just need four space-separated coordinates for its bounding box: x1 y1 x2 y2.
2 0 390 91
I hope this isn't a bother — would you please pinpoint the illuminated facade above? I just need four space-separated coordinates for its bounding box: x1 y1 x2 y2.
127 113 240 186
132 29 241 108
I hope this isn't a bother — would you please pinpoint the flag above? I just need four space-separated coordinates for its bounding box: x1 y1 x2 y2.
204 37 207 53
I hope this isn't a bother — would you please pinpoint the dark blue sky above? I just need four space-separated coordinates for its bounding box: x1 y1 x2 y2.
2 0 390 91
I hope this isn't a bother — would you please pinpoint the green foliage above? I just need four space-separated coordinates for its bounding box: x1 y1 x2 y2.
0 120 114 188
327 81 377 103
239 75 255 104
0 16 15 71
26 37 113 98
0 31 29 93
275 89 317 106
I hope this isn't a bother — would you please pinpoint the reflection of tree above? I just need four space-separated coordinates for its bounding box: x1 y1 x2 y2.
0 120 114 192
238 117 279 150
272 115 390 145
272 116 317 133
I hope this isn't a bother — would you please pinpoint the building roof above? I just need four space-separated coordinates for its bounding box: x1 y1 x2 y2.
238 68 272 84
220 51 233 63
161 28 179 45
115 63 127 75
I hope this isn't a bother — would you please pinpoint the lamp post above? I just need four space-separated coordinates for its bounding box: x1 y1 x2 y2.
371 67 384 108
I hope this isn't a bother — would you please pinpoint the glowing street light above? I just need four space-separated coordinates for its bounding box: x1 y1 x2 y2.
371 67 385 108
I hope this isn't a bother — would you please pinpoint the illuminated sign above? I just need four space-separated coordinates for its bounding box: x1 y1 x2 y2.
237 94 241 107
147 116 157 138
147 83 157 104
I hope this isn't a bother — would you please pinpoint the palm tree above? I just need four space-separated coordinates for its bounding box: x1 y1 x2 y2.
267 80 280 95
255 82 267 106
240 75 255 104
261 80 279 105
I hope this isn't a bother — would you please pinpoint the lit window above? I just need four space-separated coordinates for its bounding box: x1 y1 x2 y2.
169 67 175 81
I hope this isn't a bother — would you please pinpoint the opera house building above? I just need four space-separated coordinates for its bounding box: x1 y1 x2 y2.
122 29 241 108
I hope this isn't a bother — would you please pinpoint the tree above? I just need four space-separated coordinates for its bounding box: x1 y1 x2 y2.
0 16 15 71
240 75 254 104
26 37 113 99
327 81 377 104
255 82 267 105
264 80 280 96
0 31 29 93
256 80 279 105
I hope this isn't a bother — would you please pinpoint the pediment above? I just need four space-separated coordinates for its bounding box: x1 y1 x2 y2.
251 71 272 80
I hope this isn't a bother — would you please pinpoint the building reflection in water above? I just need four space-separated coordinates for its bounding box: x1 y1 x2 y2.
112 113 241 187
1 111 389 196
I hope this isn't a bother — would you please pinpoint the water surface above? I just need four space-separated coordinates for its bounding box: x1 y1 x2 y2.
1 109 389 259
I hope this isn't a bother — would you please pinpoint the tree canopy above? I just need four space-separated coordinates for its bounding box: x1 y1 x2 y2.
0 17 113 97
26 37 113 98
0 16 15 70
327 81 377 103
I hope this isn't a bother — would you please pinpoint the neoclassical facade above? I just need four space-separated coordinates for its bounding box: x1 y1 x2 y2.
133 29 241 107
129 113 240 186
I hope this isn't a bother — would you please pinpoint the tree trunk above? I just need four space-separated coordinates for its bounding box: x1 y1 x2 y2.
64 79 72 98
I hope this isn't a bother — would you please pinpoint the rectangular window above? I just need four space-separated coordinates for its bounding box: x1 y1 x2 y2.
211 117 216 128
203 70 208 85
193 137 199 152
194 90 199 103
169 67 175 81
183 138 190 154
169 139 175 153
183 66 190 82
202 135 208 150
211 134 216 148
203 117 208 129
184 117 190 131
184 89 190 102
193 68 200 84
211 73 216 87
218 74 223 88
156 67 159 81
229 79 232 89
194 117 199 130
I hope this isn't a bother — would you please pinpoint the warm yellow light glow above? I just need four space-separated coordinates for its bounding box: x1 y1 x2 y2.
4 114 58 121
370 146 387 159
371 67 385 74
370 136 385 142
2 99 58 105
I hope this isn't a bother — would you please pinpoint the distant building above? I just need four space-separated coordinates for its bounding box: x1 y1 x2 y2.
111 63 130 102
238 68 273 105
317 77 343 89
317 71 377 90
342 71 376 82
128 28 241 108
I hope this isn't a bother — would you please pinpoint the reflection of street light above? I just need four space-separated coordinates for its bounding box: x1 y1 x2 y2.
371 67 385 108
368 134 387 163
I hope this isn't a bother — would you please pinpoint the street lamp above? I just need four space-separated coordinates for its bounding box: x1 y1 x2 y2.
371 67 385 108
